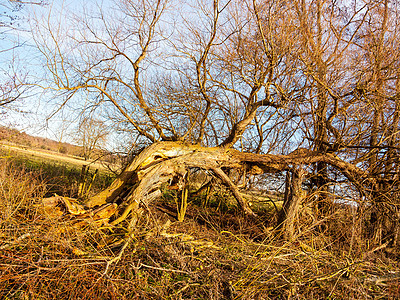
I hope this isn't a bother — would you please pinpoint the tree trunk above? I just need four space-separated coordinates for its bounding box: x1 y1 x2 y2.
74 141 371 228
277 168 306 241
86 141 256 224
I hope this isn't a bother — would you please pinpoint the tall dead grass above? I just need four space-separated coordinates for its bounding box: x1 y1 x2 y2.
0 157 399 299
0 159 45 226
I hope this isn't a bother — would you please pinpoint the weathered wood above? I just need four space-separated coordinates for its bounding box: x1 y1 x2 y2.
277 168 306 240
81 141 371 225
86 142 198 208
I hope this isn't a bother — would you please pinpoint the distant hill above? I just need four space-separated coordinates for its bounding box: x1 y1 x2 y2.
0 126 84 157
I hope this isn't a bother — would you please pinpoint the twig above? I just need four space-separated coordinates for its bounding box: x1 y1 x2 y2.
362 241 389 259
136 262 190 274
0 233 31 250
101 232 135 277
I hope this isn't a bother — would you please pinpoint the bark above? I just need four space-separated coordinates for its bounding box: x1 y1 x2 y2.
277 168 306 241
394 209 400 247
367 0 389 244
211 167 255 216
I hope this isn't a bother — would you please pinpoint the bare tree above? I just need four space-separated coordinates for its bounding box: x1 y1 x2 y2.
350 0 400 244
0 1 47 111
76 116 109 160
29 0 400 243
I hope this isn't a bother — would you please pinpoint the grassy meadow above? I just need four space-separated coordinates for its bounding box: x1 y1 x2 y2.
0 148 399 299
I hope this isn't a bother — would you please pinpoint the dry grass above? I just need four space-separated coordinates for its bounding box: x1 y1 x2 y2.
0 156 399 299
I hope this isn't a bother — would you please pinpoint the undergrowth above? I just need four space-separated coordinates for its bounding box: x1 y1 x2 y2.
0 156 399 299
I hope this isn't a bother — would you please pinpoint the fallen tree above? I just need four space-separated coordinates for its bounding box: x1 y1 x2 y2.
47 141 370 230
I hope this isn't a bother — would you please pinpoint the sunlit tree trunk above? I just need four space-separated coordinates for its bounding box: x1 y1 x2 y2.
366 0 388 244
277 168 306 241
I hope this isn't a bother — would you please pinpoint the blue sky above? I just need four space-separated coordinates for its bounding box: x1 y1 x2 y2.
1 0 106 142
1 0 183 145
1 0 224 148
